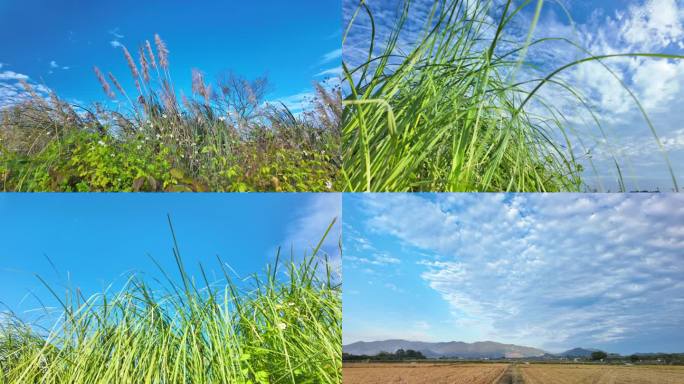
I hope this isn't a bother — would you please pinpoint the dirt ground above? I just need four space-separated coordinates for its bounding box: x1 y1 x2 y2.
343 363 684 384
519 364 684 384
342 362 508 384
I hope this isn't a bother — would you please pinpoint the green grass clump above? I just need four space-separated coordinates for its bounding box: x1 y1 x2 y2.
0 35 340 192
0 219 341 383
342 0 682 192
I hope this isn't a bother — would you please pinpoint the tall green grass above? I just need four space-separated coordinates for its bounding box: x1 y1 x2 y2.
0 218 341 383
342 0 682 192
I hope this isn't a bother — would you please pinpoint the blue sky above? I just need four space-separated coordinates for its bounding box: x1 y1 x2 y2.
343 193 684 355
0 0 341 112
343 0 684 191
0 193 340 324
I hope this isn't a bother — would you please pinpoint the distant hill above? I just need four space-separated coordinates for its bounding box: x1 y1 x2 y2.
343 339 546 359
556 348 600 358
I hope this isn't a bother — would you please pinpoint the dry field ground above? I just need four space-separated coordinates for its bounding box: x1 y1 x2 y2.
343 363 684 384
520 364 684 384
342 363 508 384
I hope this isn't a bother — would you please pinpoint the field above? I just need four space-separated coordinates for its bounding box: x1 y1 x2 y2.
520 364 684 384
343 363 684 384
343 362 508 384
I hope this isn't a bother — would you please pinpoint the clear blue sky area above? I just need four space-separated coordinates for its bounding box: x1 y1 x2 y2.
0 193 340 322
0 0 341 108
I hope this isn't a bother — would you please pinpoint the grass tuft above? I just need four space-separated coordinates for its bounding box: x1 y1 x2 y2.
0 218 341 383
342 0 682 192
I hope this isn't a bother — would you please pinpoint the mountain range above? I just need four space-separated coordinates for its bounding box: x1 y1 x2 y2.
343 339 546 359
343 340 611 359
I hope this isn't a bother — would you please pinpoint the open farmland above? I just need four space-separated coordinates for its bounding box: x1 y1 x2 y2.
343 363 684 384
520 364 684 384
343 363 508 384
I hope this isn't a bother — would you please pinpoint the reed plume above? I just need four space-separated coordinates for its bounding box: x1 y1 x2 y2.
93 66 115 99
154 34 169 70
139 46 150 83
145 40 157 69
121 46 139 79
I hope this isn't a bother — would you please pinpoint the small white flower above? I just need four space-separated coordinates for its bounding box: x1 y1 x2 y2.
219 116 226 122
136 145 142 150
110 154 115 157
98 140 106 146
277 323 287 330
46 131 52 135
325 180 333 190
162 114 167 119
156 134 161 139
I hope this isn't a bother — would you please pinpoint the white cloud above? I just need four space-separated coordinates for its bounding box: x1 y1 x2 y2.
619 0 684 50
0 71 29 81
110 40 123 48
272 90 314 114
351 194 684 351
0 69 53 109
281 194 341 278
49 60 58 69
316 66 343 77
321 48 342 64
108 27 124 39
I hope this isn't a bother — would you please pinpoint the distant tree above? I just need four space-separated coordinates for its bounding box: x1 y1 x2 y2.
591 351 608 361
629 354 639 362
215 70 270 124
396 349 406 358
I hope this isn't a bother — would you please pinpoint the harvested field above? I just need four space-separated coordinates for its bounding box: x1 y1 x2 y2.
520 364 684 384
343 362 508 384
343 363 684 384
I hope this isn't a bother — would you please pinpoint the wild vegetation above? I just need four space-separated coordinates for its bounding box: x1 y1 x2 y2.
0 34 340 192
342 0 682 192
0 219 342 383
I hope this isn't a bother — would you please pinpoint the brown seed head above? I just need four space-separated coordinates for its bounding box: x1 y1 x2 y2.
139 46 150 83
94 66 115 99
107 72 125 96
122 46 139 79
145 40 157 69
154 34 169 70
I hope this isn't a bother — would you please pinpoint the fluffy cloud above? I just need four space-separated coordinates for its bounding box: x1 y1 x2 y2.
281 193 341 279
0 69 51 109
349 193 684 351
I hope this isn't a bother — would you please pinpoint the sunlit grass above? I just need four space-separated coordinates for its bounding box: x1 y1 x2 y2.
0 218 341 383
342 0 682 192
